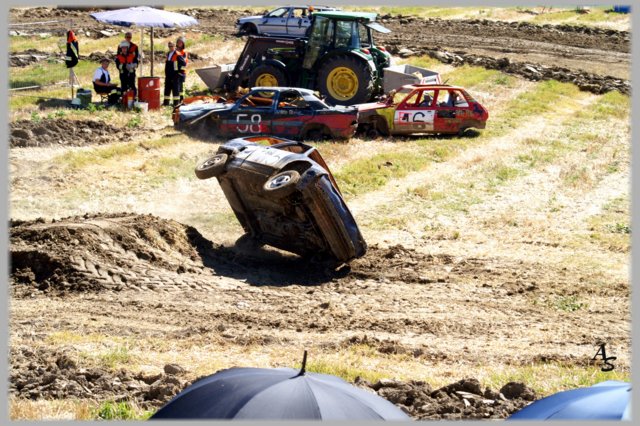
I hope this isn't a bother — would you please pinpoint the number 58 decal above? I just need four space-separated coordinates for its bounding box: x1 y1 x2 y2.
236 114 262 133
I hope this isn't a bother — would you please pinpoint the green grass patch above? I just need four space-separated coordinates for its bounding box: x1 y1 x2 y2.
10 59 97 90
402 55 443 71
96 345 134 370
442 65 511 89
551 295 588 312
59 143 138 170
484 80 581 137
575 90 630 121
587 196 630 253
56 135 187 171
94 401 153 420
335 138 469 198
141 156 196 184
305 359 387 384
484 163 522 188
483 363 629 397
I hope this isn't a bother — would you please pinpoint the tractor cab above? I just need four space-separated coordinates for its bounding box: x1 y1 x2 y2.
302 11 391 71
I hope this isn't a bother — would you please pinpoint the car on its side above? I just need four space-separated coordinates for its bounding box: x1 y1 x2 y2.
236 5 340 37
175 87 359 140
357 84 489 137
195 135 367 263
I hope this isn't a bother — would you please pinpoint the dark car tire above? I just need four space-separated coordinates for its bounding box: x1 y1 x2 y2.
263 170 300 198
248 64 288 88
303 127 327 141
317 55 374 106
195 153 228 180
240 23 258 36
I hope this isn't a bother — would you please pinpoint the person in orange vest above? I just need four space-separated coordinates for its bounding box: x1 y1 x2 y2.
65 29 79 68
115 40 137 96
124 31 139 92
171 36 188 106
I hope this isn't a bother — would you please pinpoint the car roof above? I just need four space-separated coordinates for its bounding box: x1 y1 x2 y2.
251 86 317 95
401 84 465 91
313 11 378 21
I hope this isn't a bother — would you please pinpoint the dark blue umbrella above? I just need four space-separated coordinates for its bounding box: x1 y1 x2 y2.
151 352 410 420
508 381 631 420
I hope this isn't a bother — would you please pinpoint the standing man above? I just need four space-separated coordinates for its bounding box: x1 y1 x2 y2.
172 36 189 106
124 32 139 93
115 41 136 96
163 41 178 107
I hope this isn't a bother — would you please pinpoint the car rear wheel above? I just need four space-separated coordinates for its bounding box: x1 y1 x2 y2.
195 153 228 179
248 64 288 88
263 170 300 198
317 55 374 106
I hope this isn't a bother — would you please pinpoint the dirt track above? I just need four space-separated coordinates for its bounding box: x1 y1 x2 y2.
8 6 631 420
9 6 630 82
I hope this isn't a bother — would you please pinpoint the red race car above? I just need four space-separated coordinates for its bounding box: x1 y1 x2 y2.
175 87 359 140
357 84 489 137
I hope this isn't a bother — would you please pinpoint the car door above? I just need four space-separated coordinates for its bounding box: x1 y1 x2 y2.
392 89 435 134
286 8 311 36
271 90 315 137
223 91 275 135
433 89 468 133
260 7 290 35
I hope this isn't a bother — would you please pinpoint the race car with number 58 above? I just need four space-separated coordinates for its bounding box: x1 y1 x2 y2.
175 87 359 140
357 84 489 137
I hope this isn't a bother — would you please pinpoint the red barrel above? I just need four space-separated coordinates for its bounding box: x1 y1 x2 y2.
138 76 161 110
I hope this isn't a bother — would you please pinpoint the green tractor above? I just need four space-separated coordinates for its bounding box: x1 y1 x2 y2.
197 11 439 105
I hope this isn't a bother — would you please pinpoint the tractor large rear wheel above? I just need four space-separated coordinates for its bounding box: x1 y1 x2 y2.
317 55 374 106
248 64 288 88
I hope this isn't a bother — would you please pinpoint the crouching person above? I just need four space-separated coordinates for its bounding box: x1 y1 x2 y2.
93 58 121 104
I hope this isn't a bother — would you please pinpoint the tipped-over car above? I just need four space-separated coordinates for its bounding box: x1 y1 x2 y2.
175 87 358 140
357 84 489 137
195 135 367 263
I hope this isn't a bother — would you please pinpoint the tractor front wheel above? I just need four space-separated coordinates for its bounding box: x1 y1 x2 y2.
248 64 288 88
317 55 374 106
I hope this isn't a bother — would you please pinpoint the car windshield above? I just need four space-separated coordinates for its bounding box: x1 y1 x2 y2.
266 7 288 18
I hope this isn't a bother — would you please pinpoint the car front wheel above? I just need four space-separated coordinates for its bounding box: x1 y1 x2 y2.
263 170 300 198
195 153 228 179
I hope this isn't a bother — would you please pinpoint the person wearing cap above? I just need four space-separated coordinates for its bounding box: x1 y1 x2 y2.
93 58 120 103
115 40 137 95
169 36 189 105
163 41 178 107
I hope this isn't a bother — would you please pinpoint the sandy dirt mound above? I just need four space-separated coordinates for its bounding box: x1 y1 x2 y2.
10 213 232 295
10 119 145 148
10 213 541 296
9 344 535 418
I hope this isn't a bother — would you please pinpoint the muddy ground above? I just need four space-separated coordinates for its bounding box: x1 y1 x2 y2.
9 213 626 418
10 119 146 148
9 6 630 86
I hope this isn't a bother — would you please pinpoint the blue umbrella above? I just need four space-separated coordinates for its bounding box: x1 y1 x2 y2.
151 352 410 420
90 7 198 76
508 381 631 420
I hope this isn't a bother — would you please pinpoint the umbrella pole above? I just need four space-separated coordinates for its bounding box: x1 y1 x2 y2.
140 28 144 77
151 27 154 77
